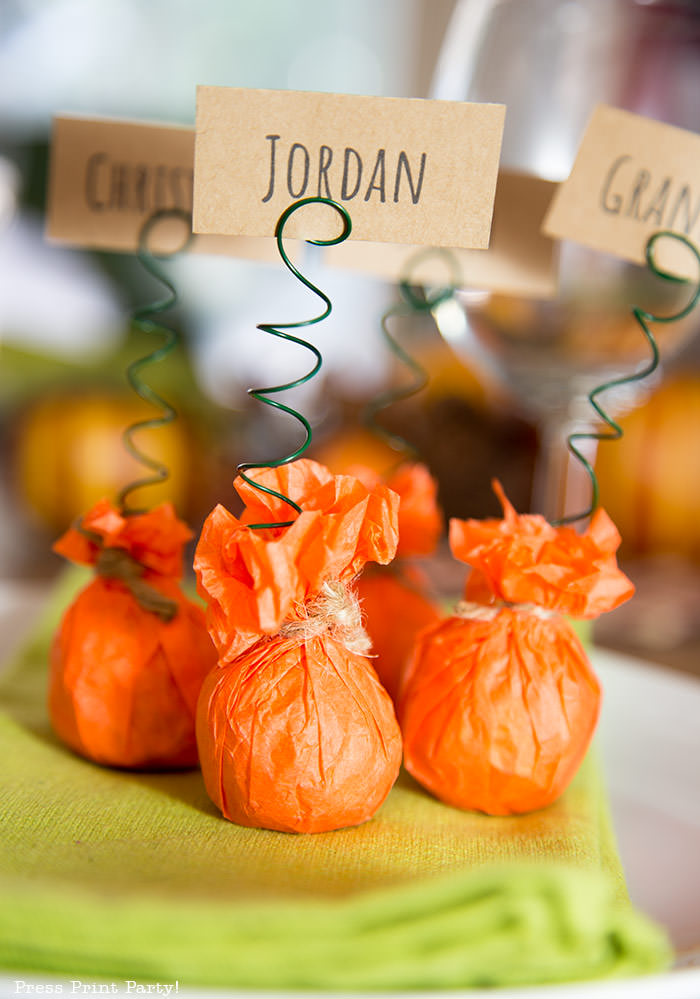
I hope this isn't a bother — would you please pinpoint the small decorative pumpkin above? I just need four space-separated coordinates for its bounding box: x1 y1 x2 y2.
399 482 635 815
49 499 217 769
194 459 403 833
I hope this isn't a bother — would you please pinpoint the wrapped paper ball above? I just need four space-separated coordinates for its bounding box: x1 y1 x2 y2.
49 500 217 770
399 481 634 815
399 608 600 815
194 459 403 832
197 632 402 833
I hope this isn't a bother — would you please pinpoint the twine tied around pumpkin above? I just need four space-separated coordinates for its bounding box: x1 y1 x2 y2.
93 547 178 621
74 516 178 621
455 599 556 622
280 579 373 656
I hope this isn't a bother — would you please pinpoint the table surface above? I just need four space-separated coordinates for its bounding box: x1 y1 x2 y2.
1 577 699 999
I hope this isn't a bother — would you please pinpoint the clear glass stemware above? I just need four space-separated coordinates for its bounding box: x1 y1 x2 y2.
431 0 700 520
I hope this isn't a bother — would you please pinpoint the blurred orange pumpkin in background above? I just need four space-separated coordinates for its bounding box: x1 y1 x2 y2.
13 390 197 531
595 373 700 562
310 426 400 478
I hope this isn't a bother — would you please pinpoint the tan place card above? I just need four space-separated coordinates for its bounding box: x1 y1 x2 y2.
193 87 505 249
543 105 700 280
324 171 559 298
45 114 286 261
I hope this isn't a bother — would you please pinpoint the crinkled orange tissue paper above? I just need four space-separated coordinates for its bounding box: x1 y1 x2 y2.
194 458 403 834
354 461 443 702
399 481 635 816
49 499 217 770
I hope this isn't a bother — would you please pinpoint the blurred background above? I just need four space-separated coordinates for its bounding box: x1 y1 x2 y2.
1 0 700 675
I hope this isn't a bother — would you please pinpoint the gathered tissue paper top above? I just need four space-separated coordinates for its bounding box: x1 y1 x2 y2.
49 499 217 770
454 480 636 617
194 458 404 833
399 481 635 816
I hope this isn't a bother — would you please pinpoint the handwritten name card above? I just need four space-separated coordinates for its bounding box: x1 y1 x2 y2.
543 105 700 279
193 87 505 249
324 171 558 298
45 114 281 260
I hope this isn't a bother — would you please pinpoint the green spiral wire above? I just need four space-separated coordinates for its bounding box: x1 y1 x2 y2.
555 230 700 527
364 247 461 460
238 197 352 530
117 208 192 514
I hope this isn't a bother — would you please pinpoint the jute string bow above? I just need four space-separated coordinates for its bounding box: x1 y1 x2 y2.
280 580 372 656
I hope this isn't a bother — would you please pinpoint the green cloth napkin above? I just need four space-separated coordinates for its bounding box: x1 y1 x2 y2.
0 569 671 991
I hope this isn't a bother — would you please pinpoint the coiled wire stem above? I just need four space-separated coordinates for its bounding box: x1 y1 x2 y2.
555 230 700 526
364 247 460 460
237 197 352 530
116 208 192 514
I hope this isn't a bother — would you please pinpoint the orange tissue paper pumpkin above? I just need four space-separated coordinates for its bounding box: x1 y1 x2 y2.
399 481 635 816
354 462 443 702
49 499 218 770
194 458 403 833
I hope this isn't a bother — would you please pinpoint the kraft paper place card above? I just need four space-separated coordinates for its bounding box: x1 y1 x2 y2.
543 104 700 280
45 114 283 261
193 87 506 248
324 171 559 298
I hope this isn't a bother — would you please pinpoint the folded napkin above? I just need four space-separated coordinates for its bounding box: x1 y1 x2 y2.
0 569 670 991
